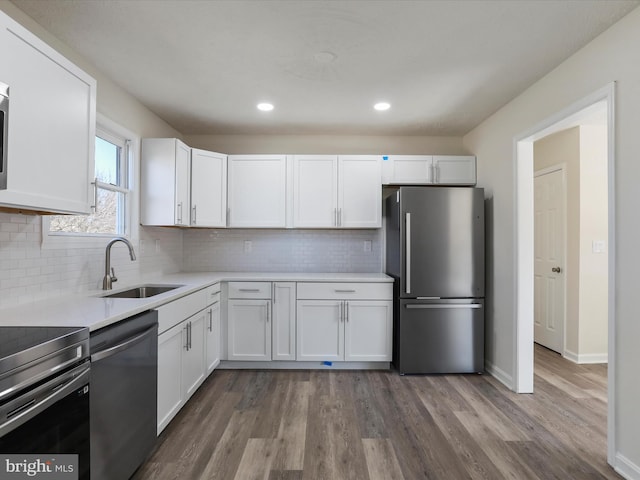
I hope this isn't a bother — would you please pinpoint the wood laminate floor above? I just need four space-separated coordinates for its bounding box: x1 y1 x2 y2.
133 344 619 480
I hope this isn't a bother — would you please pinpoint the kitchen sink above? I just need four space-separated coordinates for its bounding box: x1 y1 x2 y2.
101 284 184 299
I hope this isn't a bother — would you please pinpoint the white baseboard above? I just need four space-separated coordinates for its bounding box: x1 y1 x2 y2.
614 452 640 480
485 360 514 390
563 349 608 364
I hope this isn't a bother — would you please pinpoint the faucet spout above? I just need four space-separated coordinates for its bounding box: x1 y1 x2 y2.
103 237 136 290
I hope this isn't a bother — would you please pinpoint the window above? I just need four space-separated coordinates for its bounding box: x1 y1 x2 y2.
44 117 138 243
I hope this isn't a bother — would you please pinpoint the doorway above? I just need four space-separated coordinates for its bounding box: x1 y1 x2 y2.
513 83 615 463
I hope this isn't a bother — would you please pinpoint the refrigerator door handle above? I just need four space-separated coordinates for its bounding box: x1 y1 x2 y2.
405 212 411 294
405 304 483 309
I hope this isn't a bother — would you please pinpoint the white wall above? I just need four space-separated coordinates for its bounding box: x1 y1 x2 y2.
184 134 467 155
0 1 185 308
464 6 640 476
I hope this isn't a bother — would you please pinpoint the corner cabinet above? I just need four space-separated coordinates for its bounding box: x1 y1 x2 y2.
141 139 227 227
227 281 296 361
0 10 96 214
293 155 381 228
227 155 287 228
382 155 476 186
296 282 393 362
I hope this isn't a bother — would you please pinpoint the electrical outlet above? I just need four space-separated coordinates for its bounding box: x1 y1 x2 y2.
364 240 372 252
592 240 606 253
155 239 160 253
139 239 146 254
244 240 252 253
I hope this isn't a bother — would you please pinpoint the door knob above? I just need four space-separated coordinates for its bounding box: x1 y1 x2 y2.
551 266 562 273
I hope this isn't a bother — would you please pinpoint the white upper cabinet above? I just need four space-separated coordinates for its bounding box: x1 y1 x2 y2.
293 155 338 228
338 155 382 228
227 155 287 228
0 11 96 214
382 155 476 185
432 155 476 185
293 155 381 228
191 149 227 227
141 138 191 226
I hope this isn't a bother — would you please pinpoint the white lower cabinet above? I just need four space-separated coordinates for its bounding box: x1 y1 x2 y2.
226 282 296 361
296 300 392 361
156 284 221 434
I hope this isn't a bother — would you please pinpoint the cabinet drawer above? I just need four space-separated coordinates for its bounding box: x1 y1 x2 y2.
157 288 208 334
204 283 221 304
228 282 272 299
297 282 392 300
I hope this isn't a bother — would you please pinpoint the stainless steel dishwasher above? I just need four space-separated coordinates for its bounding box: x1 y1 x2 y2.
90 310 158 480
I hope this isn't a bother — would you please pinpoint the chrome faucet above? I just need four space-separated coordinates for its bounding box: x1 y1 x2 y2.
103 237 136 290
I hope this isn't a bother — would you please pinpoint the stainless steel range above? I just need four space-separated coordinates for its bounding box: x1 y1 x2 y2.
0 326 90 479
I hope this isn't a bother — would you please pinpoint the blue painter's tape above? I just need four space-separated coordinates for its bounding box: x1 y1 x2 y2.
382 156 389 161
322 361 333 366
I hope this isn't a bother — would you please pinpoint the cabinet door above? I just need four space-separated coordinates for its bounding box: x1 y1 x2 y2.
296 300 343 361
293 155 338 227
389 155 433 184
272 282 296 361
191 149 227 227
432 155 476 185
157 322 184 434
182 312 206 400
0 11 96 214
344 301 393 361
227 155 287 227
205 300 221 374
227 299 272 360
338 155 381 228
174 140 191 226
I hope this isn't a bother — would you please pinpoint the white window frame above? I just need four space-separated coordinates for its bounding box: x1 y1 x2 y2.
42 114 140 249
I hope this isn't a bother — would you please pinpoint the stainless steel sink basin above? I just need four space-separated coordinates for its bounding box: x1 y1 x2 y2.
102 284 184 299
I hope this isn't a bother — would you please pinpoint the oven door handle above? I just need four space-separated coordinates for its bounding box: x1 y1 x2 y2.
90 325 156 362
0 363 89 438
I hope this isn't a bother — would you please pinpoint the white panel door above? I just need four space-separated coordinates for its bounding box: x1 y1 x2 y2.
534 168 565 353
344 301 393 361
296 300 343 361
157 322 184 434
338 155 382 228
191 149 227 227
227 299 272 360
293 155 338 227
174 140 191 226
272 282 296 361
432 155 476 185
227 155 287 227
182 311 206 400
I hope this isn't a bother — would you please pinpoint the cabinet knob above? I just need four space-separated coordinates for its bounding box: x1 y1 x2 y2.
551 266 562 273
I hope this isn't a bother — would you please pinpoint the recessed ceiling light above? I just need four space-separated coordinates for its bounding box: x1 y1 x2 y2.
257 103 274 112
374 102 391 111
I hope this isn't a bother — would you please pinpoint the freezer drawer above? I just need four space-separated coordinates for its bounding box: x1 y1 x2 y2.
396 299 484 374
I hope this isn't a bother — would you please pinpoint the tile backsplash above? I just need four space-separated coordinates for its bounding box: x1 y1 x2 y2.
0 212 183 309
0 211 384 309
183 228 383 273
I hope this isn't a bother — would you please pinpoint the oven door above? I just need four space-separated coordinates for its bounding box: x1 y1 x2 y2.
0 362 90 480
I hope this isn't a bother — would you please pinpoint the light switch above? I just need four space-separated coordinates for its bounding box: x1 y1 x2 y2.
364 240 372 252
244 240 252 253
592 240 606 254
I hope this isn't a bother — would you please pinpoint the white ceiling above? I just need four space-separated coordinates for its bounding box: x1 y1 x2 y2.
10 0 639 136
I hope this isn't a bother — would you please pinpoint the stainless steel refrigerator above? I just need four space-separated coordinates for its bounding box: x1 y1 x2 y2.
385 186 485 374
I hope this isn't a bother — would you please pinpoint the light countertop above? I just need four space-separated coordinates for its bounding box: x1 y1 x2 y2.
0 272 393 331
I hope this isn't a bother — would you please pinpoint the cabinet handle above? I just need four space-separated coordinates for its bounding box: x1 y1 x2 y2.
338 208 342 227
208 308 213 332
239 288 261 293
188 321 192 350
340 302 344 322
91 177 98 212
266 302 270 323
184 324 189 351
345 301 349 322
192 205 197 225
334 208 337 227
177 202 183 224
334 289 356 293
